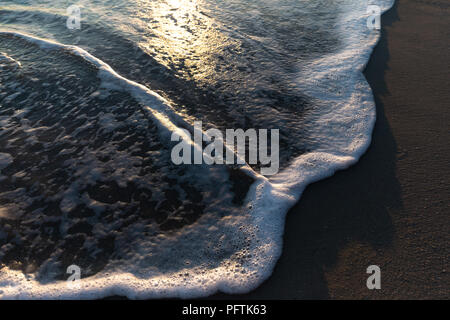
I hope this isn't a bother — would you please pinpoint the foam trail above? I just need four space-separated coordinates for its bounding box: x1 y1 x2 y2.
0 31 261 177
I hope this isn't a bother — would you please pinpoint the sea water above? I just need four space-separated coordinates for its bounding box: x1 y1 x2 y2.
0 0 394 298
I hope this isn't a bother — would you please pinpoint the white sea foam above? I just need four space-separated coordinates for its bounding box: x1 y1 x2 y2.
0 0 395 299
0 52 21 69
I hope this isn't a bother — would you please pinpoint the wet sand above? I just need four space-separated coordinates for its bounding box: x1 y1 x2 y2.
211 0 449 299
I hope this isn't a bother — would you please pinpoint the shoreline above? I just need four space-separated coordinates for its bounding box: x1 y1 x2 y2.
209 0 449 299
2 0 446 299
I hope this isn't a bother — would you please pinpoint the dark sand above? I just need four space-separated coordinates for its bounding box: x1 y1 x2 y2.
211 0 449 299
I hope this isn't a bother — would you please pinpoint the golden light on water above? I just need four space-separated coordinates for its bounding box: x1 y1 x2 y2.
136 0 230 83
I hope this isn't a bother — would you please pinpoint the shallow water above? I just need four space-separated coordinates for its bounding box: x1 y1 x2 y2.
0 0 394 298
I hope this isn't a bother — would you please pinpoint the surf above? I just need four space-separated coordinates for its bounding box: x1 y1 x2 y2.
0 0 395 299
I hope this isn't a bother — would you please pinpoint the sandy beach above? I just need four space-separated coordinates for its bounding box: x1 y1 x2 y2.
211 0 449 299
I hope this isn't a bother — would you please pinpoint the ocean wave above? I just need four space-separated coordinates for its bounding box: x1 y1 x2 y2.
0 0 395 299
